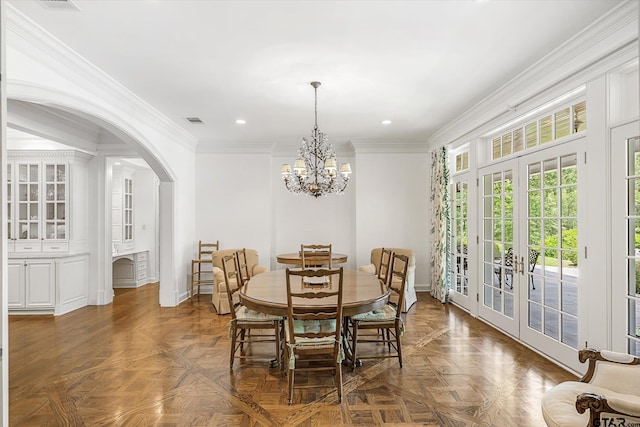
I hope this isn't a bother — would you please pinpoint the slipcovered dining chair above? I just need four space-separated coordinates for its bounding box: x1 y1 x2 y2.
541 348 640 427
359 247 417 312
349 253 409 370
284 267 344 405
212 248 269 314
222 253 283 369
190 240 219 298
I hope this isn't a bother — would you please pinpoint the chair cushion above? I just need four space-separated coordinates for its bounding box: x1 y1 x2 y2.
540 381 640 427
284 320 343 368
351 304 397 321
293 319 336 334
235 305 282 322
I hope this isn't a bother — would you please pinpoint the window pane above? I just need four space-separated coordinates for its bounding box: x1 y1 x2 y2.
502 133 512 156
560 154 577 185
526 122 538 148
513 128 524 152
544 307 559 339
543 159 558 187
555 108 571 139
540 115 553 144
561 188 577 217
529 302 542 332
628 136 640 176
629 259 640 296
492 138 501 159
529 219 541 245
561 314 578 348
630 178 640 216
561 220 578 250
573 101 586 133
628 299 639 338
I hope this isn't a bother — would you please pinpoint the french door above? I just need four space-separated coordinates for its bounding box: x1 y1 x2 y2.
611 121 640 355
478 140 585 370
450 177 474 312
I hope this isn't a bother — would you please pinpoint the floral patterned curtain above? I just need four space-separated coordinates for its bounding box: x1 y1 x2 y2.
430 146 451 303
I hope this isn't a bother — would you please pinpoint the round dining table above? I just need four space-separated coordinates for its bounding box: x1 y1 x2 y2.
276 252 348 266
240 268 388 317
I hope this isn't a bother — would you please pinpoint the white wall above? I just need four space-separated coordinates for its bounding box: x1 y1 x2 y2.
195 151 273 266
195 147 432 282
272 153 356 270
354 150 430 287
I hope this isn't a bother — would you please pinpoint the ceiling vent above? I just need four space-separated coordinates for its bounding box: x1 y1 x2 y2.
38 0 81 11
185 117 205 124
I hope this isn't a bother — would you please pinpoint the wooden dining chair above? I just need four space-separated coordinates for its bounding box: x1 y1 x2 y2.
235 248 252 286
190 240 219 298
284 267 344 405
300 244 332 269
348 253 409 370
377 248 393 286
222 253 283 369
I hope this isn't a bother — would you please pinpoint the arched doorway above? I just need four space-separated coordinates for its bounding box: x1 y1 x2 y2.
6 90 179 308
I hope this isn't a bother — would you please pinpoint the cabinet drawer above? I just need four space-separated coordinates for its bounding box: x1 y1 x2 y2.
15 243 42 253
42 243 69 253
137 261 147 272
136 252 148 262
137 270 147 280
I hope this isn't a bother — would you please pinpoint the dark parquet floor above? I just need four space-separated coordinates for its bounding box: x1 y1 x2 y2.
9 283 576 426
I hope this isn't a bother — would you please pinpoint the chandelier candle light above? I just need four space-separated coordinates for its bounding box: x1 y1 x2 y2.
281 81 352 198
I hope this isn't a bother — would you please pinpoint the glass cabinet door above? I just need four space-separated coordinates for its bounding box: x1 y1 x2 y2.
17 163 39 241
123 177 133 242
44 164 67 240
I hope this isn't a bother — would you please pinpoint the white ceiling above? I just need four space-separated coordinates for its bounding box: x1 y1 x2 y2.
7 0 624 150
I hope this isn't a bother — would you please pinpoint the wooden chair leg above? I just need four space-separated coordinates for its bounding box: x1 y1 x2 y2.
396 326 403 368
336 362 343 403
240 329 246 353
351 320 359 371
230 324 237 369
288 366 295 405
274 321 281 370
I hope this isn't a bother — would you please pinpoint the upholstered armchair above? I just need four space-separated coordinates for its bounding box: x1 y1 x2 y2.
359 247 417 312
211 248 268 314
542 348 640 427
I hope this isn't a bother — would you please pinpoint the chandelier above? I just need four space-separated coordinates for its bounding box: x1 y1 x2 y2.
281 81 352 198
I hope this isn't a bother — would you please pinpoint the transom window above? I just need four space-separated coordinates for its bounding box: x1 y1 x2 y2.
492 101 586 161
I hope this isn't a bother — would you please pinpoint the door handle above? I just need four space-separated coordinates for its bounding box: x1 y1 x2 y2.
520 256 525 275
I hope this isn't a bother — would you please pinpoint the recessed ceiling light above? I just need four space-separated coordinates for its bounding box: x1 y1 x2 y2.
235 119 246 125
381 120 392 125
114 162 121 166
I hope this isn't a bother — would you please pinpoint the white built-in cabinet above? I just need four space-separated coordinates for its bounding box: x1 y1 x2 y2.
112 168 135 252
8 259 55 310
111 165 151 288
112 251 149 288
7 151 90 315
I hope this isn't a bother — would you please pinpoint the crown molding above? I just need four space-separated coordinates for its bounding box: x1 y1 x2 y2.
272 142 355 158
6 4 199 152
427 0 639 148
196 142 276 154
350 139 429 154
8 149 93 161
